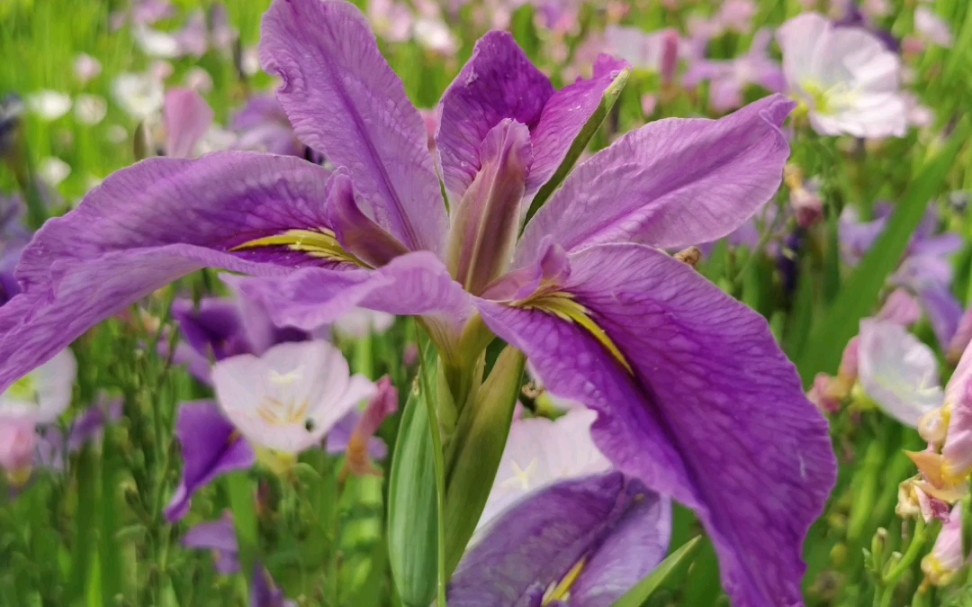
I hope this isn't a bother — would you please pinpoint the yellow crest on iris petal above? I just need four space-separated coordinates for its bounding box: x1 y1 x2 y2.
231 228 368 267
514 291 633 375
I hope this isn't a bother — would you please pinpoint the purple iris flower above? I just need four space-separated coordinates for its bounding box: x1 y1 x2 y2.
165 401 256 523
0 1 835 603
450 472 670 607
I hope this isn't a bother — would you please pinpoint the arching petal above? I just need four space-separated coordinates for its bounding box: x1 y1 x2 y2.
478 243 836 607
437 31 553 199
516 95 794 268
526 55 629 197
261 0 446 253
0 152 334 392
234 251 476 350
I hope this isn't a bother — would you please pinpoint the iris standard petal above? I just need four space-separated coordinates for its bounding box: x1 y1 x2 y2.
437 31 553 199
525 55 629 197
0 152 334 392
478 243 836 607
516 95 794 267
450 472 670 607
261 0 446 253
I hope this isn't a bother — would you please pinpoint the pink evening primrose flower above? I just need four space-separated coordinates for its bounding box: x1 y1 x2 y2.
857 319 944 427
211 340 376 454
777 12 907 138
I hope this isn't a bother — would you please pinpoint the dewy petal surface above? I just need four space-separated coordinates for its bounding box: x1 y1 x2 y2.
437 31 553 199
261 0 446 253
516 95 794 267
0 152 333 392
450 472 670 607
478 243 836 607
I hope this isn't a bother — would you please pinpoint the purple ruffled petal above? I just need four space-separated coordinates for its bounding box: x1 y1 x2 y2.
236 251 475 344
477 243 836 607
260 0 446 254
516 95 794 267
166 401 256 523
437 31 553 199
450 472 670 607
0 152 333 392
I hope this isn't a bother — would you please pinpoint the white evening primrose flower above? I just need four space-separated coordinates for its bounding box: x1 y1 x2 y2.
74 94 108 125
27 91 72 121
112 72 165 120
777 13 907 138
212 340 377 454
857 318 944 427
133 26 182 58
477 408 611 531
37 157 71 187
0 348 76 482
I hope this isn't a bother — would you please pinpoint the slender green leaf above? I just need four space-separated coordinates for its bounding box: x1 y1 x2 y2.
614 536 704 607
796 121 969 384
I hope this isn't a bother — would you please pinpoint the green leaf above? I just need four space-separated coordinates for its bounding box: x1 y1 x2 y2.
795 120 969 384
523 68 630 225
443 346 525 577
387 358 442 607
226 472 259 588
613 536 704 607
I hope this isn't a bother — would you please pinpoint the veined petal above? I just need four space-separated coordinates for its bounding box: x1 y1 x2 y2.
526 56 629 198
450 472 670 607
437 31 553 199
235 251 475 360
478 243 836 607
516 95 794 267
0 152 334 393
325 171 409 268
261 0 446 253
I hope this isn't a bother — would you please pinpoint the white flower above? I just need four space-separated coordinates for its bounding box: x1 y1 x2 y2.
413 18 457 54
477 408 611 531
858 318 944 427
778 13 907 138
112 72 165 120
134 26 182 58
37 157 71 187
333 308 395 340
0 349 77 476
74 94 108 125
212 341 376 454
27 91 72 121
